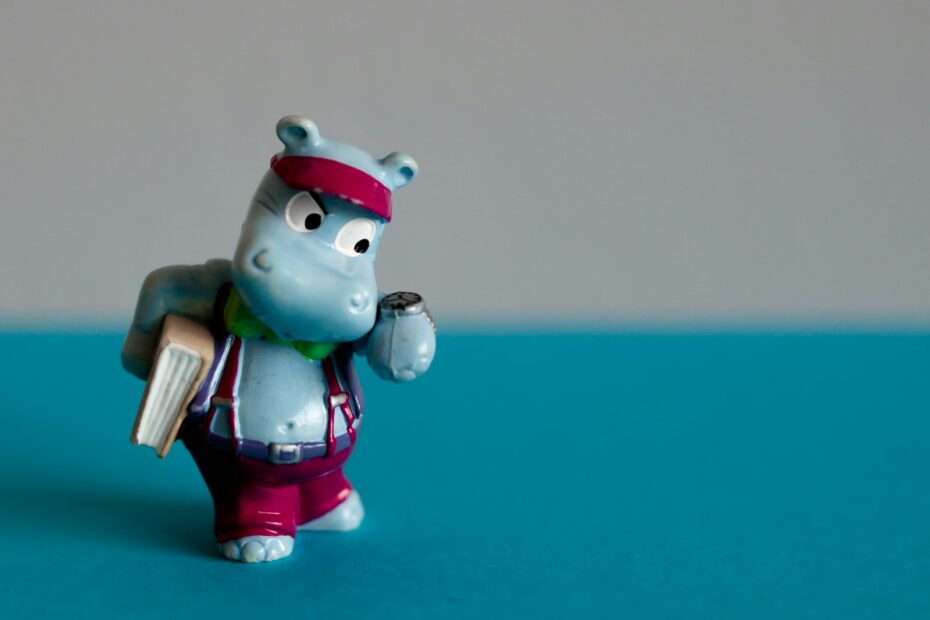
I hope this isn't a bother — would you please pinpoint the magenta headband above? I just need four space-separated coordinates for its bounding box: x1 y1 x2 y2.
270 154 393 221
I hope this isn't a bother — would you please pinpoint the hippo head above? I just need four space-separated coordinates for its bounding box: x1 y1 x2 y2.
232 116 418 343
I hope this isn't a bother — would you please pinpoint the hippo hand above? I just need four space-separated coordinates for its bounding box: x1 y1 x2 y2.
365 292 436 382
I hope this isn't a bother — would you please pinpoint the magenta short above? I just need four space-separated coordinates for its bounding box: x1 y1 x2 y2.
183 429 355 542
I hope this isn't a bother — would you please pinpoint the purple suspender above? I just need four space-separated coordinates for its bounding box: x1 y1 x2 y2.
321 356 356 456
205 336 243 456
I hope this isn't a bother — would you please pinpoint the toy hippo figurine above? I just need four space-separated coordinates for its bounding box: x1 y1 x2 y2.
121 116 436 563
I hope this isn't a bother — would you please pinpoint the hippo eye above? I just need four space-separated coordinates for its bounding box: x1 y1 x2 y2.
285 192 326 233
335 218 377 257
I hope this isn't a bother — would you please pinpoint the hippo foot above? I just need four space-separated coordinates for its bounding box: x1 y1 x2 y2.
298 490 365 532
218 535 294 563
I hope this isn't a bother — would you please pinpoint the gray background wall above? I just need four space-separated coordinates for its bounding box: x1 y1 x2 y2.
1 1 928 326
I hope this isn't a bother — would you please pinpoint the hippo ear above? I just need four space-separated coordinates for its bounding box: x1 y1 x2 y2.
276 116 322 150
380 152 418 189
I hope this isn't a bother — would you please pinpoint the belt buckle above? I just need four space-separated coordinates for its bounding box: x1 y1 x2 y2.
268 442 301 464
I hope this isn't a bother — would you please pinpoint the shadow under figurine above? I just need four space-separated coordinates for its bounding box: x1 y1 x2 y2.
121 116 436 563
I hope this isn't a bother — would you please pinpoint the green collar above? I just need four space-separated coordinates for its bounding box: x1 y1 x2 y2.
223 287 337 361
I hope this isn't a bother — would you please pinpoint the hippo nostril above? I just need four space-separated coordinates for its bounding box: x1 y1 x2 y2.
349 292 370 312
251 249 272 272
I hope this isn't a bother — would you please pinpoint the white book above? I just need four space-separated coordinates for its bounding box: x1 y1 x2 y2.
130 314 215 457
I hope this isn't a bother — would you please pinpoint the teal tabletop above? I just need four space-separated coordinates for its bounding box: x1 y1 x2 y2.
1 331 928 618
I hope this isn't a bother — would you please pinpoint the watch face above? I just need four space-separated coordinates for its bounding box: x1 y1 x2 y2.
380 291 424 313
378 291 435 331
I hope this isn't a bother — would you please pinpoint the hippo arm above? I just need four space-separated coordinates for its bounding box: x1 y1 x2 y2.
355 292 436 383
121 259 232 380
